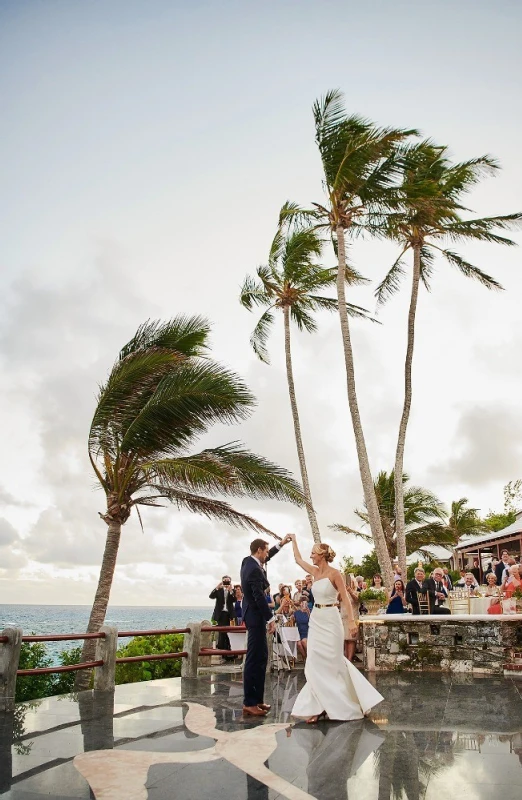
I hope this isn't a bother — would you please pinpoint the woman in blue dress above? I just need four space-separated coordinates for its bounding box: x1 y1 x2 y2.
386 579 408 614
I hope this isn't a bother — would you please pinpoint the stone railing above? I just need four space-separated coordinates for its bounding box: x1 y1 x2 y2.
361 613 522 675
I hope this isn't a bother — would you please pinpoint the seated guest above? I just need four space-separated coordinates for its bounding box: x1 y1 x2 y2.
273 592 281 612
462 572 480 594
424 568 451 614
266 585 275 609
501 565 522 597
484 573 500 596
386 579 408 614
293 599 310 661
406 568 427 614
277 596 295 623
302 575 315 610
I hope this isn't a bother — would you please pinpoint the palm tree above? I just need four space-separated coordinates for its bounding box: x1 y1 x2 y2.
240 222 370 542
445 498 486 544
76 316 305 688
283 90 416 584
331 470 454 560
376 141 522 580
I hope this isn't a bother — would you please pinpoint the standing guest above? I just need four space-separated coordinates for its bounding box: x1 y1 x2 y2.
406 568 427 614
356 575 368 615
302 575 315 610
278 596 295 623
342 576 360 661
424 568 451 614
233 584 244 625
293 580 303 604
485 558 499 579
293 599 310 661
470 559 481 584
386 579 408 614
240 534 292 716
495 551 510 587
371 574 386 592
209 575 235 657
393 565 403 582
442 568 453 591
273 592 281 612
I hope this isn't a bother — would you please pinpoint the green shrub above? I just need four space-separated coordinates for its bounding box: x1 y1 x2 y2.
115 634 184 684
359 588 387 603
16 642 55 702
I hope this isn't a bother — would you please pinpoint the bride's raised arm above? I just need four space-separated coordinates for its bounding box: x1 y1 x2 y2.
289 534 316 574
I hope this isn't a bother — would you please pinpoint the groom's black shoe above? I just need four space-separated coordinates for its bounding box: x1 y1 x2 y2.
257 703 271 712
243 705 267 716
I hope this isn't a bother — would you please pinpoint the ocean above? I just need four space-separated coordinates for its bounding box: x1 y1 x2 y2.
0 604 213 665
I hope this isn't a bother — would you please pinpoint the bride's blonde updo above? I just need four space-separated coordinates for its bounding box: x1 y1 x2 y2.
313 543 336 563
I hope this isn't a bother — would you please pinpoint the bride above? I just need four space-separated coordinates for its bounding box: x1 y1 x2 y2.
289 534 383 723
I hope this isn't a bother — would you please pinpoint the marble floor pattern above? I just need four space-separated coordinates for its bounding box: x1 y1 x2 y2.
1 671 521 800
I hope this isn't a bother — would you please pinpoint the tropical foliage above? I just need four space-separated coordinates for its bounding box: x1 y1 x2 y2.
76 316 305 688
240 220 371 541
332 470 452 561
376 141 522 578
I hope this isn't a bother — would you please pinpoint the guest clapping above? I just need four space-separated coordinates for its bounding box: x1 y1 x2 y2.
386 579 408 614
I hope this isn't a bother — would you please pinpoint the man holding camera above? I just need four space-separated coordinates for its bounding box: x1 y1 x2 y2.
209 575 235 657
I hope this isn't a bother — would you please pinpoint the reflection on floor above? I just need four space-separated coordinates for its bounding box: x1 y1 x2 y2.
1 671 521 799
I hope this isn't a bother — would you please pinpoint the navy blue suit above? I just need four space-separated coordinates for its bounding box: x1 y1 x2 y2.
240 546 280 707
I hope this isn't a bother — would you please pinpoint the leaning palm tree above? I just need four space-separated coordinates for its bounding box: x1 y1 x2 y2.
240 222 370 542
282 90 416 584
76 316 304 687
331 470 453 560
376 141 522 580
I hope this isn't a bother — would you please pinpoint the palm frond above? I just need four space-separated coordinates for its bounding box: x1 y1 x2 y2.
329 523 373 544
278 200 318 229
419 245 436 291
119 316 210 360
438 248 504 290
239 275 272 310
250 307 275 363
141 443 305 505
290 304 317 333
120 361 254 457
442 213 522 246
375 248 408 306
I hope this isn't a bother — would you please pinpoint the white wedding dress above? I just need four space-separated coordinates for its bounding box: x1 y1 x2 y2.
292 577 384 720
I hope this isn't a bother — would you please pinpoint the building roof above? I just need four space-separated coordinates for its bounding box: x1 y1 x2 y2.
406 545 453 563
454 515 522 551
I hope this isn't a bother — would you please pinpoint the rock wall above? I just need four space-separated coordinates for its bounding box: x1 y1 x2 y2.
361 617 522 675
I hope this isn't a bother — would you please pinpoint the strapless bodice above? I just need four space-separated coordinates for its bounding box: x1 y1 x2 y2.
312 577 338 604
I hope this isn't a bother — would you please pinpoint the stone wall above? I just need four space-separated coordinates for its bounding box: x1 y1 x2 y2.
361 615 522 675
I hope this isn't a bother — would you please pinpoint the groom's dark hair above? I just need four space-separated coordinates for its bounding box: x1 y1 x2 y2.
250 538 268 554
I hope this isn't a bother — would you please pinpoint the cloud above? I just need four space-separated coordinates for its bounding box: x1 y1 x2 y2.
427 403 522 490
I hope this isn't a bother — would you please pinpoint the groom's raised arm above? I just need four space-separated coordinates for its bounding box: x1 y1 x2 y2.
265 534 290 564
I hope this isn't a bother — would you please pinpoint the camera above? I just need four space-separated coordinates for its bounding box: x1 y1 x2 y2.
223 580 231 586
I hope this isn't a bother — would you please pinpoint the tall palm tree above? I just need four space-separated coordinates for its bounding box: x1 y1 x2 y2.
240 222 370 542
76 316 304 687
376 142 522 580
282 90 416 584
331 470 453 560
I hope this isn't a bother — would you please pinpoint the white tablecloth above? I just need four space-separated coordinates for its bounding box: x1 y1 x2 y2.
227 632 247 652
469 596 492 615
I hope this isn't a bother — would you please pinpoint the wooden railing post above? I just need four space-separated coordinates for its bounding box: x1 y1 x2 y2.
94 627 118 691
181 623 200 678
0 628 23 712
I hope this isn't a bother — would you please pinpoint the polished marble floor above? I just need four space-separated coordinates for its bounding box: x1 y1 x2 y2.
1 671 521 799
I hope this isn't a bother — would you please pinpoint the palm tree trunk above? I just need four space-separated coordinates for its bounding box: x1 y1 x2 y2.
74 519 122 690
394 243 421 581
335 224 393 586
283 305 322 542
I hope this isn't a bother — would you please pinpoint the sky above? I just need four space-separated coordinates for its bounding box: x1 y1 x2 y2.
1 0 521 607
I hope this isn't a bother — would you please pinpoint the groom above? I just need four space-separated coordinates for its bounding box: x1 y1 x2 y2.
240 535 291 716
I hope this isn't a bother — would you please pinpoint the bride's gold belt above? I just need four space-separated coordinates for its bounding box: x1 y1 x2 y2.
314 603 337 608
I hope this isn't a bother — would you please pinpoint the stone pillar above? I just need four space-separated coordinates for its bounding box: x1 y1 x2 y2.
93 627 118 692
199 620 213 669
0 628 23 712
181 622 201 678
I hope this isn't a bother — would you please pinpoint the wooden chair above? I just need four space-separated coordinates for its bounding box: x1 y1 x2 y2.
417 592 430 615
448 590 470 614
